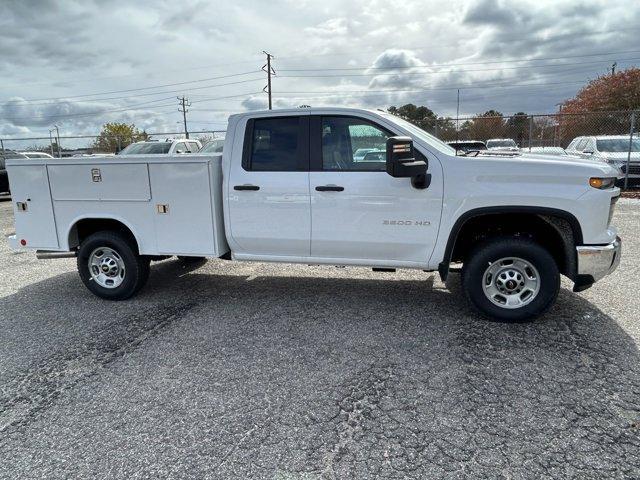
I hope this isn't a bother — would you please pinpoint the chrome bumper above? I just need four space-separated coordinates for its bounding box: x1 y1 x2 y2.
576 236 622 283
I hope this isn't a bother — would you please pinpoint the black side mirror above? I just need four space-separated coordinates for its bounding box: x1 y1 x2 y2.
386 136 430 189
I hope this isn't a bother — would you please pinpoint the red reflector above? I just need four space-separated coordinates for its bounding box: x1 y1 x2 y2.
20 239 27 246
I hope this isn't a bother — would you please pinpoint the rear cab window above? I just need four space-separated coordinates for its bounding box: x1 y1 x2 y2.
242 116 308 171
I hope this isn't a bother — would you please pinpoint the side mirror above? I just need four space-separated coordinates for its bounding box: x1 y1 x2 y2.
386 137 430 189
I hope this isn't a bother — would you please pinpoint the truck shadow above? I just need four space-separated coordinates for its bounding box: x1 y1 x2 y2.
1 258 639 448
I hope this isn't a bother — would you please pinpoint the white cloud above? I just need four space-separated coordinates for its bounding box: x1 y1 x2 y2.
0 0 638 139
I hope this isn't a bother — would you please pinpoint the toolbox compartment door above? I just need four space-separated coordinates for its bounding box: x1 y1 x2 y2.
8 165 59 249
149 162 216 256
48 163 150 201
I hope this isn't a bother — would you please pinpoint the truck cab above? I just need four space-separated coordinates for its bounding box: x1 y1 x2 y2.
6 108 622 321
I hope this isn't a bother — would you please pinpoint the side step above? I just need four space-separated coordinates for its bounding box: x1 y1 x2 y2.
36 250 77 259
372 267 396 272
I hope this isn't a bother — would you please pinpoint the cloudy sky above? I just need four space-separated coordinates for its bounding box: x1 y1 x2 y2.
1 0 639 147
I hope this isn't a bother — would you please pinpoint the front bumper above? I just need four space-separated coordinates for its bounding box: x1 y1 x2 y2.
574 236 621 291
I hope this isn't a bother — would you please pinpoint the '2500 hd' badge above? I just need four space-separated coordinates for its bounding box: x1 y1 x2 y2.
383 220 430 226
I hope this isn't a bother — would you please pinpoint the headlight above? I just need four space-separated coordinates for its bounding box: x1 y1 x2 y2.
589 177 616 189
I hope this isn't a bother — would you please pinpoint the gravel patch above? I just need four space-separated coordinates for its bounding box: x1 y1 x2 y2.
0 197 639 479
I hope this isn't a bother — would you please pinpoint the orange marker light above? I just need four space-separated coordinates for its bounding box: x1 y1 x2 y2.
589 177 604 189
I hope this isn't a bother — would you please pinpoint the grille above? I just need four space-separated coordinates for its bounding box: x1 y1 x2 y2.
621 164 640 174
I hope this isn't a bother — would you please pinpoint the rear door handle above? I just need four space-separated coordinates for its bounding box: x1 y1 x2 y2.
234 185 260 191
315 185 344 192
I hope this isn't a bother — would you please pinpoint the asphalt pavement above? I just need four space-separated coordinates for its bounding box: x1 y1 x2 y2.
0 198 639 479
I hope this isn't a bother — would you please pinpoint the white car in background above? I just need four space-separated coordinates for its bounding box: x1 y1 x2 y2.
566 135 640 184
527 147 567 156
486 138 519 152
20 151 54 159
118 139 201 155
198 138 225 154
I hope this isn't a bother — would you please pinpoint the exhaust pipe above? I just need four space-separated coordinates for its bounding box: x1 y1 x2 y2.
36 250 77 259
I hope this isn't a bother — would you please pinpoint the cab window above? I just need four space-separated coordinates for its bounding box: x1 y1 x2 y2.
244 117 307 171
320 116 392 171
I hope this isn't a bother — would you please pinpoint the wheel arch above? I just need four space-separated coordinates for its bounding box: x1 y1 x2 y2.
438 206 583 281
67 216 142 253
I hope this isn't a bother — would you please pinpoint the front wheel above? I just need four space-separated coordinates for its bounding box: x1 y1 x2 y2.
462 237 560 322
77 231 150 300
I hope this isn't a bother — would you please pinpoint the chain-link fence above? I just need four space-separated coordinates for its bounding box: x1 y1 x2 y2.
417 110 639 188
0 130 226 157
1 111 639 188
431 111 637 149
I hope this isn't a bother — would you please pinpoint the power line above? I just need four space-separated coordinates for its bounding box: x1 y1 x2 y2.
1 70 261 104
277 49 640 72
272 27 640 62
277 57 640 78
2 91 261 123
2 77 264 107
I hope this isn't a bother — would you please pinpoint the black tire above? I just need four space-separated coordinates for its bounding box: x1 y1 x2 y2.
77 231 150 300
461 236 560 322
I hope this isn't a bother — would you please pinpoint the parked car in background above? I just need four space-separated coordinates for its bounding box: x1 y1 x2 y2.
566 135 640 185
527 147 567 156
486 138 519 152
20 151 54 159
446 140 487 153
353 148 381 161
198 138 225 154
118 139 201 155
0 149 27 194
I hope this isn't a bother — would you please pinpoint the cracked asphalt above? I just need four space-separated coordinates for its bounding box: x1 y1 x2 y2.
0 198 639 479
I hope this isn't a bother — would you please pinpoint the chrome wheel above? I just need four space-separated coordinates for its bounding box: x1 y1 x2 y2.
482 257 540 309
88 247 126 289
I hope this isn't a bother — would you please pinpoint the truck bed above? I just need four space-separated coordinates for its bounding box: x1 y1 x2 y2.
6 154 229 257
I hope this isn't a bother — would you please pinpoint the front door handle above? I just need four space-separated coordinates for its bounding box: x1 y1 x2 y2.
234 185 260 191
315 185 344 192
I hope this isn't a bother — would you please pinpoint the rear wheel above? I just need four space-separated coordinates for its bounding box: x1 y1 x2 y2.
462 237 560 322
77 231 150 300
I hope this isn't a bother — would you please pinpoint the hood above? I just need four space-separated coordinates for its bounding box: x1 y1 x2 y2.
599 151 640 162
470 151 620 177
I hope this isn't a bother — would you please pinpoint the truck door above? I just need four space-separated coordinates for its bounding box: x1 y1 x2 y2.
309 115 442 266
227 115 311 257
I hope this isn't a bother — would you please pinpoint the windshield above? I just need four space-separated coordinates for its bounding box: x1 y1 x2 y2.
381 113 456 155
119 142 172 155
487 139 517 148
596 138 640 153
199 140 224 153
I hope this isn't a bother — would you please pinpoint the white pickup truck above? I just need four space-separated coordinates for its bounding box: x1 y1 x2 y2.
6 108 622 321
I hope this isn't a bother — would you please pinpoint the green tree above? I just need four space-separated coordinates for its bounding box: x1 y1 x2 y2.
388 104 438 132
93 123 148 153
467 110 505 141
505 112 529 146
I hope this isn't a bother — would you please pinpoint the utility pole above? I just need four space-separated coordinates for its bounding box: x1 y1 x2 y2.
54 124 61 158
178 96 191 138
611 62 617 75
48 129 55 156
262 51 275 110
455 89 460 145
